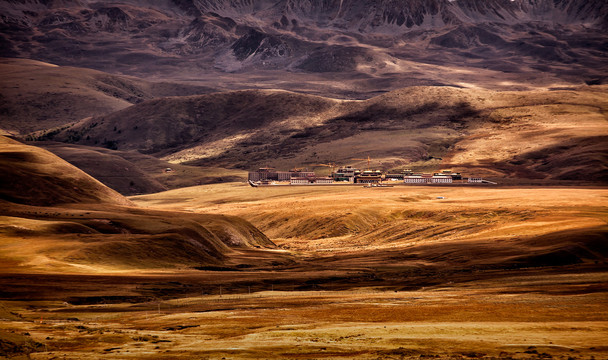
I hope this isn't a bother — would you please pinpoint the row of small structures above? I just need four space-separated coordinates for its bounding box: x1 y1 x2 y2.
248 167 487 186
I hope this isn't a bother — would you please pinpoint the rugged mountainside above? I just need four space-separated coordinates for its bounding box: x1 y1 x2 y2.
183 0 608 28
1 0 606 92
49 86 608 183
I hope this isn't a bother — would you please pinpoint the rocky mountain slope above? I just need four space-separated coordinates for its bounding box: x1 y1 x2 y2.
1 0 606 93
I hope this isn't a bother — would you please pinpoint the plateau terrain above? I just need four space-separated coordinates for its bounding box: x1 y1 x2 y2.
0 0 607 359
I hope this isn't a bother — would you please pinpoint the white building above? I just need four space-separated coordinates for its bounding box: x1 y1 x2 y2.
468 177 483 183
315 177 333 184
290 177 333 185
290 177 311 185
404 175 453 184
431 175 453 183
404 176 428 184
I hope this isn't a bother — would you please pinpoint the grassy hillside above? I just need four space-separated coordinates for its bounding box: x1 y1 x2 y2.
133 183 608 271
0 136 274 272
49 85 608 183
0 136 131 206
36 142 167 196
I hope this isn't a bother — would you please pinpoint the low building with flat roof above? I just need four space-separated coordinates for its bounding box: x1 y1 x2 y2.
404 176 427 183
290 176 334 185
431 175 452 183
249 168 316 182
404 175 452 184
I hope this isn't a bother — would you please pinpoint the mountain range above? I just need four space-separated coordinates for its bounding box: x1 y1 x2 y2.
1 0 606 96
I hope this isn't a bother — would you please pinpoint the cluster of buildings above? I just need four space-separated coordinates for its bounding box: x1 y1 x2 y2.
247 168 315 182
248 168 333 185
248 167 486 186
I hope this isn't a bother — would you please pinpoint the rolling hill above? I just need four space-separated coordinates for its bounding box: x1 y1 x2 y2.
49 85 608 183
0 135 131 206
0 58 215 135
37 141 247 195
0 136 274 272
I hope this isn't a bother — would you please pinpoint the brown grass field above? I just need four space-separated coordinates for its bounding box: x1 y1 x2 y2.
1 179 606 359
1 1 607 357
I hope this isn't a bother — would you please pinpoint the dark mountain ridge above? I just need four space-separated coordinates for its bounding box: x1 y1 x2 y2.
183 0 608 29
1 0 606 92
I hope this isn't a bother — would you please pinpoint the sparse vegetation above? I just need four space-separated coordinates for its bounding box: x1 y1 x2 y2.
0 1 607 358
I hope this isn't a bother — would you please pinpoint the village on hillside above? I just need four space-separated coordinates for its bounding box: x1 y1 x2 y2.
248 166 495 187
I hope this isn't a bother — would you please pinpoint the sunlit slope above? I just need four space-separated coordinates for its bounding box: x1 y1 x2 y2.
132 183 608 270
53 86 608 182
0 137 274 272
0 136 131 206
0 208 273 273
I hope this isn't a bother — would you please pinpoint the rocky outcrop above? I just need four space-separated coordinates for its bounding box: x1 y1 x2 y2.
182 0 608 30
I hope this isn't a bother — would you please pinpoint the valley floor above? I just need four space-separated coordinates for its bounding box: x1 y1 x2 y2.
1 184 607 359
1 270 607 359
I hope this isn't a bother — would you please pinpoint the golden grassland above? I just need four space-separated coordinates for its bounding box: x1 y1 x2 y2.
131 182 608 253
1 279 607 360
1 153 607 358
0 183 591 359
